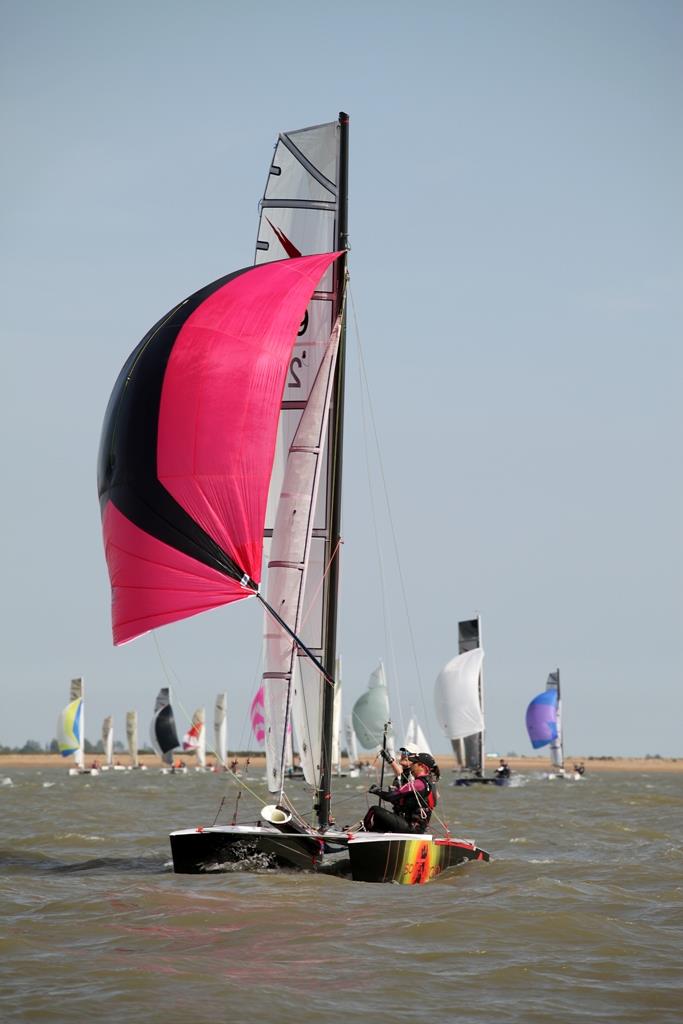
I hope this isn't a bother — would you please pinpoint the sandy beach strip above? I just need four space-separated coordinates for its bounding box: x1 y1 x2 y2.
0 753 680 772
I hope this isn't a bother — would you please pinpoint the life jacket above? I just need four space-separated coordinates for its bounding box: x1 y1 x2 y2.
393 776 437 830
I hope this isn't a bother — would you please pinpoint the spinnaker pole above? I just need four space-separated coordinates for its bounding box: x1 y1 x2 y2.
316 111 349 829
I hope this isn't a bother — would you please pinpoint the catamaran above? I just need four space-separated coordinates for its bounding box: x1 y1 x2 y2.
526 668 581 780
98 113 489 883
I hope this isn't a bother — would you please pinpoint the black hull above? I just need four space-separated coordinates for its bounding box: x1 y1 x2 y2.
170 825 348 874
454 776 509 787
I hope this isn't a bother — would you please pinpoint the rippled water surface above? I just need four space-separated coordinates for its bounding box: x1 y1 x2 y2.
1 767 681 1023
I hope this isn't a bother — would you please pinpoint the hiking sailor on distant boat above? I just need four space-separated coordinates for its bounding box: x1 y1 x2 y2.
495 759 511 780
364 753 439 834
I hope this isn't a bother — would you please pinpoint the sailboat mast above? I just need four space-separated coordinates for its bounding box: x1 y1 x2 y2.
556 667 563 770
477 614 485 775
316 111 349 829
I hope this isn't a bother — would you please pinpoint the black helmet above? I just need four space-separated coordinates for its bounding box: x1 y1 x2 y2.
407 752 436 770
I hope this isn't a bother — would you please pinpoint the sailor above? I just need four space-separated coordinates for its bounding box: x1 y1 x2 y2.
495 759 511 779
364 753 439 834
574 762 586 776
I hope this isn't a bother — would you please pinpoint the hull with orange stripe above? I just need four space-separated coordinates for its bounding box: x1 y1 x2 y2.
347 833 490 885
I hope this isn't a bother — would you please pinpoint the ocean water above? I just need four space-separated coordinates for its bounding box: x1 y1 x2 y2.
1 766 681 1023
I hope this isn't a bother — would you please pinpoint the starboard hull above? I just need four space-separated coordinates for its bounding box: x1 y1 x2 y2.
347 833 489 885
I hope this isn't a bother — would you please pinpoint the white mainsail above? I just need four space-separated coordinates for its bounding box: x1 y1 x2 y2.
403 715 432 755
262 322 341 793
102 715 114 767
255 119 344 796
344 715 359 768
214 693 228 767
352 662 393 752
434 648 485 754
126 711 139 768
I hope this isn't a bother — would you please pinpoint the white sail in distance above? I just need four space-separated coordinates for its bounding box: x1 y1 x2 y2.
126 711 138 768
434 649 485 750
214 693 228 767
183 707 206 768
403 716 432 755
102 716 114 766
344 715 359 767
352 662 393 751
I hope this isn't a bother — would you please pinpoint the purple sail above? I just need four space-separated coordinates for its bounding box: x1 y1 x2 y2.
525 690 559 749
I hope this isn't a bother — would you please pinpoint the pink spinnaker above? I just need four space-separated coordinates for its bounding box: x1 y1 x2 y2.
102 253 341 645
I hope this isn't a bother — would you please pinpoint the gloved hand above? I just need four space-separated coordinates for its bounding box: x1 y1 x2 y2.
368 784 382 795
380 748 394 764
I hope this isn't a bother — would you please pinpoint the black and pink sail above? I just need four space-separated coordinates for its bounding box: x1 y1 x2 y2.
98 253 340 646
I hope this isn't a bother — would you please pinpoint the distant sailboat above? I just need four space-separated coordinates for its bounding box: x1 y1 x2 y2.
183 707 207 770
101 715 114 770
526 668 581 780
150 688 183 772
434 616 503 785
57 677 96 775
352 661 393 753
126 710 145 769
214 693 228 770
344 715 361 776
403 714 431 755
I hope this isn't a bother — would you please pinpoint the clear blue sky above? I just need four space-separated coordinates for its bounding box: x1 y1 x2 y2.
1 1 680 756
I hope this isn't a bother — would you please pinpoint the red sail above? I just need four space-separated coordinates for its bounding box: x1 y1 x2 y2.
99 253 341 645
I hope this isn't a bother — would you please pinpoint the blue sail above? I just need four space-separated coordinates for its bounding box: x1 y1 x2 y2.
525 690 558 749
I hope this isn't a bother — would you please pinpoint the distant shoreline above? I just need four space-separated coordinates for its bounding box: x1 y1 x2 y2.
0 753 680 773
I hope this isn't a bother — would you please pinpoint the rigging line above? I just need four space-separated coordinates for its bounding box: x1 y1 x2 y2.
356 317 393 693
257 592 334 686
352 300 406 741
349 284 431 736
